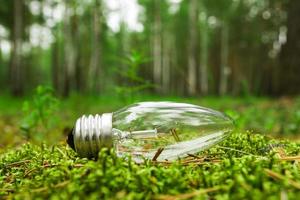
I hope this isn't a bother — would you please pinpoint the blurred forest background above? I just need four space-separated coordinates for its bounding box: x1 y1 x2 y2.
1 0 300 98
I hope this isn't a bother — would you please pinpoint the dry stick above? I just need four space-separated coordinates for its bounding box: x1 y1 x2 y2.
24 163 84 177
23 163 59 177
0 188 15 193
170 128 180 142
153 157 221 166
5 160 31 167
187 153 202 159
152 148 165 162
56 147 68 158
32 180 70 193
182 159 221 165
279 155 300 161
23 168 36 178
264 169 300 190
217 146 253 155
156 186 221 200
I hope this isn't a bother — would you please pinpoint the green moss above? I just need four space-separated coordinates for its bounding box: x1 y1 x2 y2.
1 95 300 199
1 131 300 199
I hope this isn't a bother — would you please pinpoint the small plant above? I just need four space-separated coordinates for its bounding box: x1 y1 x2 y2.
20 86 59 141
115 50 153 102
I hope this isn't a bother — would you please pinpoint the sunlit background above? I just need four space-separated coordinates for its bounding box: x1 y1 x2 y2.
0 0 299 97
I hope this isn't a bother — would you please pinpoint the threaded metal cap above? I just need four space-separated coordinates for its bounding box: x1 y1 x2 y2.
68 113 113 158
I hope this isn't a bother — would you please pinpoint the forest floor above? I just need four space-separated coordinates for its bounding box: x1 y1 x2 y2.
1 95 300 199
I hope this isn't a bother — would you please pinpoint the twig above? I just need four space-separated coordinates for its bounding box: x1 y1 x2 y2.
170 129 180 142
56 147 68 158
23 168 36 178
153 157 221 166
73 164 85 168
23 163 60 178
156 186 222 200
187 153 202 159
32 180 70 193
264 169 300 190
279 155 300 161
182 158 221 165
0 188 15 193
24 163 84 177
5 160 31 168
152 148 164 161
217 146 252 155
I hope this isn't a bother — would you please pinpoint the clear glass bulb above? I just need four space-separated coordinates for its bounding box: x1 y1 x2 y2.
67 102 234 162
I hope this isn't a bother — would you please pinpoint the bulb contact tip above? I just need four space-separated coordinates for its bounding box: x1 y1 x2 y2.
66 128 75 151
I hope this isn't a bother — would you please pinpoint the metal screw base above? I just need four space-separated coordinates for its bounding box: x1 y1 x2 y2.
72 113 113 157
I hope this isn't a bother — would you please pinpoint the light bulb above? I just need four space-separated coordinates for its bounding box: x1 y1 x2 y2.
67 102 234 162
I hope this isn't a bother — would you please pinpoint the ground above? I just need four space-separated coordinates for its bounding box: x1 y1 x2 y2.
1 95 300 199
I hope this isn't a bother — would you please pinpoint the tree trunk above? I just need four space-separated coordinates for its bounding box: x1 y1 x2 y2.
51 38 60 93
187 0 198 95
0 38 3 91
153 0 162 93
219 24 230 95
279 0 300 95
89 0 102 93
162 33 171 94
199 22 209 95
0 38 2 76
63 0 78 96
49 1 62 95
10 0 23 96
120 22 129 57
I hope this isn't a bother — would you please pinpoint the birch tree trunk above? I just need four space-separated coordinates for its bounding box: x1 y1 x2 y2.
219 24 230 95
10 0 23 96
187 0 198 95
153 0 162 93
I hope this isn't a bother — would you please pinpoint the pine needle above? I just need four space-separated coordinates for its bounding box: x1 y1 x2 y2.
32 180 70 193
170 128 180 142
152 147 164 161
155 186 222 200
264 169 300 190
279 155 300 161
5 160 31 167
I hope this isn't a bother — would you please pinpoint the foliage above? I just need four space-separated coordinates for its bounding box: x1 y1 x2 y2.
1 131 300 199
20 86 59 141
115 51 153 102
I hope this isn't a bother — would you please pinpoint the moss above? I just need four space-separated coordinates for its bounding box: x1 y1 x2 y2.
1 95 300 199
1 131 300 199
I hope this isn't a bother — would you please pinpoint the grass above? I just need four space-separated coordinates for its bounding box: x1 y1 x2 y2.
1 94 300 199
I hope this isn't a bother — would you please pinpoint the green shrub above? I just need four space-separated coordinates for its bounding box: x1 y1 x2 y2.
114 51 153 102
20 86 59 141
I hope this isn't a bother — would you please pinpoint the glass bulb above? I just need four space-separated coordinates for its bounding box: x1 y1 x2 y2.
67 102 234 162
